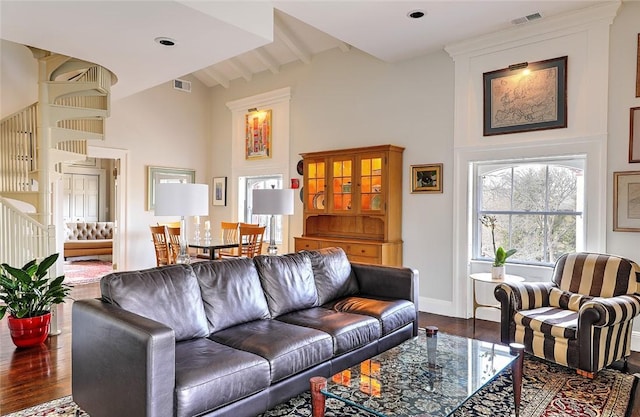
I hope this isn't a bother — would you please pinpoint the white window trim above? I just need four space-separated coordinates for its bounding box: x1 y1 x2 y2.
452 136 607 320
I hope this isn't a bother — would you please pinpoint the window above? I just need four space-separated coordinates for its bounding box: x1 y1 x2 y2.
474 157 585 266
241 175 284 243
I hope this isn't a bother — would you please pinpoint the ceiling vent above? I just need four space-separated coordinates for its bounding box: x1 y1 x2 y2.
173 79 191 93
511 12 543 25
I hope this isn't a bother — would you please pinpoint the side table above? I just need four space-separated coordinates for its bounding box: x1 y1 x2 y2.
470 272 524 335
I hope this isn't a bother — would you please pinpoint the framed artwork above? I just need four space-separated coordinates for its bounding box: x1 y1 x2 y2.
630 107 640 163
147 166 195 211
636 34 640 98
483 56 568 136
245 109 272 160
613 171 640 232
212 176 227 206
411 163 443 194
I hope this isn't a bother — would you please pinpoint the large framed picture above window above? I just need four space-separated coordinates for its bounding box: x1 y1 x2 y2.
483 56 568 136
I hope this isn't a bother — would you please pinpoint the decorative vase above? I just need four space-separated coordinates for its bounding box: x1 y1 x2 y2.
491 265 506 280
7 312 51 348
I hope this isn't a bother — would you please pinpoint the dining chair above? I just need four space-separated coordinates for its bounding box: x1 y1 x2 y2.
238 225 266 258
149 225 170 266
166 226 182 264
218 222 240 258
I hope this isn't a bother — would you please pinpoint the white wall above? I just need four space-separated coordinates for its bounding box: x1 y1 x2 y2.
208 48 455 303
105 76 213 270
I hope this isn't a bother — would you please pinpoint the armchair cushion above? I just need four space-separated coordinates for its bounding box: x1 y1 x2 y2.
514 307 578 339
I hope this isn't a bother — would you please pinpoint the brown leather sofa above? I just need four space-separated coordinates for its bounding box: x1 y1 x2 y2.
63 222 113 259
72 247 418 417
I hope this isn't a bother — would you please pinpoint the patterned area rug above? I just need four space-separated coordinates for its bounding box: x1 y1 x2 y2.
4 356 636 417
63 260 113 285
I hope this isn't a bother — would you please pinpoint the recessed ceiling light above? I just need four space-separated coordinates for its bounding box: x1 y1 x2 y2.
407 10 426 19
154 37 176 47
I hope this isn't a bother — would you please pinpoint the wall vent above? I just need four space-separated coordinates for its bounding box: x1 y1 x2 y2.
511 12 542 25
173 79 191 93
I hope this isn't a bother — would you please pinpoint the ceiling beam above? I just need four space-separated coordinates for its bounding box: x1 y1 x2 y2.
203 67 229 89
274 14 311 64
228 58 253 82
252 48 280 74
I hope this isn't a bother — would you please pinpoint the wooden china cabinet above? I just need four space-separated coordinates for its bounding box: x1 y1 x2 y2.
294 144 403 266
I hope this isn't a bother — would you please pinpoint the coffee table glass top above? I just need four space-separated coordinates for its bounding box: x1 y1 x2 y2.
322 330 517 417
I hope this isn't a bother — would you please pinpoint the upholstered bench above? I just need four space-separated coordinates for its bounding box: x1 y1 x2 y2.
64 221 113 259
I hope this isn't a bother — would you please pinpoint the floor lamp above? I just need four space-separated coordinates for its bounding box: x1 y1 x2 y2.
252 188 295 255
155 183 209 264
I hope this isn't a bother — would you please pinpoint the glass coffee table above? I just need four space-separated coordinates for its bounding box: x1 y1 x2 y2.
310 329 524 417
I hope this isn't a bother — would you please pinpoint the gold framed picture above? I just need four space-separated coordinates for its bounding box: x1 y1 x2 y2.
613 170 640 232
245 109 272 160
411 163 443 194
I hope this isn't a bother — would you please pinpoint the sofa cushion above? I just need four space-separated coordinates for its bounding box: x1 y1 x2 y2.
277 307 380 355
210 319 333 383
333 296 417 336
253 253 318 317
192 258 271 333
304 247 359 306
175 338 270 417
100 264 209 341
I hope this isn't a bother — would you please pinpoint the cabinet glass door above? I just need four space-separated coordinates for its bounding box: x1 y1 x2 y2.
331 158 353 211
306 160 326 211
360 156 383 212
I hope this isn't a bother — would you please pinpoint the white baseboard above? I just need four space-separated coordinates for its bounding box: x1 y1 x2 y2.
418 296 640 353
631 330 640 352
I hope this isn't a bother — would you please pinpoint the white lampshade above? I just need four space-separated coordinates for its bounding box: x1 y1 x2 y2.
252 189 295 215
155 183 209 216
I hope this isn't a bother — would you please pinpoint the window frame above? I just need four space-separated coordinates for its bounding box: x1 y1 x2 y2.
472 156 586 267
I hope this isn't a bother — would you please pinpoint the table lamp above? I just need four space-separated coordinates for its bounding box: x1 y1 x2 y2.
155 183 209 264
252 187 295 255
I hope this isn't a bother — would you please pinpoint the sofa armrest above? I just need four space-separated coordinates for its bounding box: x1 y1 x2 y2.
350 262 419 335
72 299 175 417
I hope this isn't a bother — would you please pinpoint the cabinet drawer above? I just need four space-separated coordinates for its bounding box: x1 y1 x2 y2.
295 238 320 251
343 243 380 258
348 255 382 264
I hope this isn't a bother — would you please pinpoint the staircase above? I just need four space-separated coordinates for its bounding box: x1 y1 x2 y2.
0 49 116 266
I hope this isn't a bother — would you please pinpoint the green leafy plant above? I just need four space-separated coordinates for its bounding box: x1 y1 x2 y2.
479 215 517 267
0 253 71 319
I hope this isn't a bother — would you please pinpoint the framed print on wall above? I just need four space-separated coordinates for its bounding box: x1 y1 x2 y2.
411 163 443 194
147 166 195 211
613 171 640 232
483 56 568 136
212 176 227 206
245 109 272 160
630 107 640 163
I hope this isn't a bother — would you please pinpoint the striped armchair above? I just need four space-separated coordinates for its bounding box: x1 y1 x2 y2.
494 252 640 378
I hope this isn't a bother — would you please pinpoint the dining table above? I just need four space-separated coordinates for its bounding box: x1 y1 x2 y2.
188 238 238 260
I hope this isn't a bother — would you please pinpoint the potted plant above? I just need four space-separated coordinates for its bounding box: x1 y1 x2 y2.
479 215 517 279
0 253 71 348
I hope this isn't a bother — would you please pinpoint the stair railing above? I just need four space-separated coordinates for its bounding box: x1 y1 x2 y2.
0 103 38 194
0 196 54 266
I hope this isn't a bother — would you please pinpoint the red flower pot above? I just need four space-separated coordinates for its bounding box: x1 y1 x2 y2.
7 312 51 348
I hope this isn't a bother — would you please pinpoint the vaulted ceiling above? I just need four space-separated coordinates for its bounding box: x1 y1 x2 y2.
0 1 612 99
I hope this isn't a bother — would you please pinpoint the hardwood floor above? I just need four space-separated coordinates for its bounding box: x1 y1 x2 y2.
1 282 638 415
